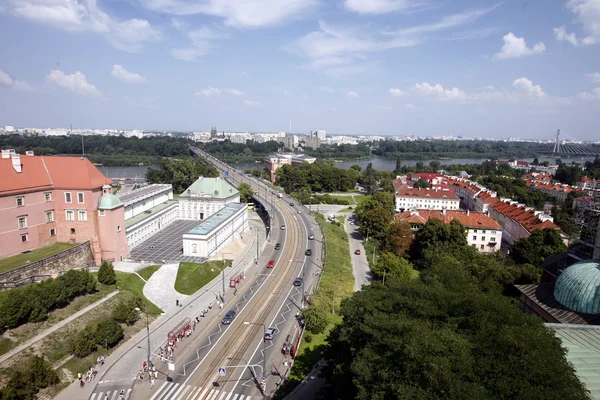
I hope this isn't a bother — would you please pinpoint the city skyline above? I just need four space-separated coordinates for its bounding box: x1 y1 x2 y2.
0 0 599 140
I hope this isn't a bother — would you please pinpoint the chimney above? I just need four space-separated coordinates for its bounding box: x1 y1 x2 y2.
11 153 21 173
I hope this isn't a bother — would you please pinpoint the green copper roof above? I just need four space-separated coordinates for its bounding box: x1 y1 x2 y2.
180 177 238 200
554 259 600 314
98 193 123 210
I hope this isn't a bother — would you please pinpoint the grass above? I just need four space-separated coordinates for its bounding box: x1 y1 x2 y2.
0 243 77 275
115 271 162 314
136 264 161 281
174 261 226 295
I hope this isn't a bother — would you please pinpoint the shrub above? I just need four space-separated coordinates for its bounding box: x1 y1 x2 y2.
111 297 141 325
71 325 98 358
98 261 117 285
0 356 59 399
95 317 124 348
304 333 313 343
303 306 328 335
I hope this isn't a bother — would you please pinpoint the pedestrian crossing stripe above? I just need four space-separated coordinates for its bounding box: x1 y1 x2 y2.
91 383 258 400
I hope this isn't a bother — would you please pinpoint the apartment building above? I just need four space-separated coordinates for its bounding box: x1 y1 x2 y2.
393 178 459 212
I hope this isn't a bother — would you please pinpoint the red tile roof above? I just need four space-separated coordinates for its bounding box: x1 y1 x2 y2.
395 209 501 230
525 180 574 193
488 199 561 233
0 155 111 196
393 179 458 200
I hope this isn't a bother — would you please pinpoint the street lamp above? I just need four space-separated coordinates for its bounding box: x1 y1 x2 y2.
135 307 161 373
243 321 267 396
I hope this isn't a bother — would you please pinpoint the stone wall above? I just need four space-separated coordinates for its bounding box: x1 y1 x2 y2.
0 242 95 287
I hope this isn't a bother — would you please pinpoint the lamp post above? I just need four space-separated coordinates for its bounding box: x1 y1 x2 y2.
243 321 267 397
135 307 160 373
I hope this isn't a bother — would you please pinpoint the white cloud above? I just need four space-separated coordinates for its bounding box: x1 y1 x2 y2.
111 65 147 83
0 70 32 92
405 103 417 110
5 0 159 52
344 0 429 15
493 32 545 60
512 77 545 97
139 0 317 28
578 87 600 100
389 88 407 97
195 87 245 97
554 0 600 46
47 69 101 97
585 72 600 83
244 100 261 106
318 86 335 93
346 91 359 98
413 82 466 102
171 26 228 61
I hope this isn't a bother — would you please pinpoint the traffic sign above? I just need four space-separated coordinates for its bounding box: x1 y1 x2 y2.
218 367 226 376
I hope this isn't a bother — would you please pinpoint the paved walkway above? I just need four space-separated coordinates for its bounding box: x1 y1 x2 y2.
0 291 119 365
54 216 268 400
144 263 189 314
344 215 372 292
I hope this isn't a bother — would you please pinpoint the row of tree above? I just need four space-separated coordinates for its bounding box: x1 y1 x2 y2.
146 157 219 193
0 356 59 400
0 270 96 330
304 144 371 160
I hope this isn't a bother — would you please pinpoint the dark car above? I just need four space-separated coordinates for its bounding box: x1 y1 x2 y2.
293 277 304 287
275 243 281 250
305 249 312 256
289 202 294 206
221 310 236 325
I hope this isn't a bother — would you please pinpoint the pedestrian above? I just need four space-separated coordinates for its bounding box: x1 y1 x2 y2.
176 299 179 307
150 376 155 389
219 302 223 310
100 355 105 366
96 356 101 366
77 372 82 381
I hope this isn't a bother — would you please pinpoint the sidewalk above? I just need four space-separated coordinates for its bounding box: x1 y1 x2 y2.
54 215 267 400
0 291 119 365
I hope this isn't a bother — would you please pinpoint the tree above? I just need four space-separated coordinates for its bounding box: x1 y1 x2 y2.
429 160 441 170
111 297 141 325
350 164 362 172
511 228 567 266
372 253 416 281
71 325 98 358
303 306 328 335
98 261 116 285
412 178 431 189
238 182 253 203
388 221 413 257
411 219 468 261
95 317 124 348
394 157 402 176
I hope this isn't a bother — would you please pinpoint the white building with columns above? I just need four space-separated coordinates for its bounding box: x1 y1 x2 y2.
178 177 240 220
183 203 248 257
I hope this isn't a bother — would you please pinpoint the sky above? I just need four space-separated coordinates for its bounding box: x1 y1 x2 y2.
0 0 599 140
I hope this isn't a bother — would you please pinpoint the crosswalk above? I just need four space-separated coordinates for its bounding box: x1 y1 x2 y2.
89 383 257 400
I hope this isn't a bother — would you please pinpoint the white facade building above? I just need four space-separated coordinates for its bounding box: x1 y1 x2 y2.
393 179 459 212
183 203 249 257
119 184 173 220
178 177 240 220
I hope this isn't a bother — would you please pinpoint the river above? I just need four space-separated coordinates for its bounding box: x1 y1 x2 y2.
99 155 597 178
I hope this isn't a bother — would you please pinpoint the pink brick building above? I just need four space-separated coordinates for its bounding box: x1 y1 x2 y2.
0 151 129 264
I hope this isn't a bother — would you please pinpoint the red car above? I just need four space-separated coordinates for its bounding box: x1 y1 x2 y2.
267 260 275 268
354 249 361 255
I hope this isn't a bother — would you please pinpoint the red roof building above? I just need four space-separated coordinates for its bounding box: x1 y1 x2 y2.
0 151 129 264
393 178 459 212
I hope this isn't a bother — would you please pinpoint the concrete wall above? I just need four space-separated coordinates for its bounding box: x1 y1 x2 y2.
0 241 95 285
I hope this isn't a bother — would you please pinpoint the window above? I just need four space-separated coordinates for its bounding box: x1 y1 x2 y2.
65 192 72 203
77 193 84 204
21 233 28 243
78 210 87 221
65 210 74 221
490 237 496 242
18 216 27 229
50 228 56 236
45 211 54 223
16 197 24 207
44 192 51 202
70 228 76 235
117 225 121 232
472 235 477 241
481 236 485 242
482 230 486 234
480 244 485 250
99 210 105 216
473 229 478 233
472 244 476 247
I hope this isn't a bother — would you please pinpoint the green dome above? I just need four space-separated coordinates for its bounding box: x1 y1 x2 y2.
98 193 123 210
554 259 600 314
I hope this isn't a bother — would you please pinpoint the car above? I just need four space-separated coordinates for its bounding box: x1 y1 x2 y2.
354 249 361 255
297 210 301 214
308 234 315 240
350 221 354 225
264 327 278 340
289 202 294 206
221 310 236 325
275 243 281 250
293 277 304 287
281 225 286 230
305 249 312 256
267 259 275 268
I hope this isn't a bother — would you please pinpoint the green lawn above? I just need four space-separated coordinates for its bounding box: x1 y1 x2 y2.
136 264 161 281
174 261 227 295
0 243 77 275
114 271 162 314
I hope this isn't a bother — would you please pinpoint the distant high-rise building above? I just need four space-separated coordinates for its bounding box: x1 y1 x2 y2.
317 130 326 140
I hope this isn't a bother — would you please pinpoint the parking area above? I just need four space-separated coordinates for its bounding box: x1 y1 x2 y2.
130 220 206 264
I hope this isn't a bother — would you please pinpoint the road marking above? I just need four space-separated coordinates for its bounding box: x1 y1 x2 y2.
231 395 239 400
111 391 119 400
197 386 211 399
224 393 233 400
186 386 201 400
218 392 227 400
207 389 219 400
172 382 189 399
149 382 170 400
89 393 98 400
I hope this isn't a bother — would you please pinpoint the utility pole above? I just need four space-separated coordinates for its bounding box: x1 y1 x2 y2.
372 243 377 265
222 259 226 299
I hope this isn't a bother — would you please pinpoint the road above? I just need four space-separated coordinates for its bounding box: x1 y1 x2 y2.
121 148 321 400
344 215 372 292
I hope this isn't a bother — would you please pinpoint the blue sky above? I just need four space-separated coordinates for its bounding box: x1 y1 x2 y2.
0 0 599 140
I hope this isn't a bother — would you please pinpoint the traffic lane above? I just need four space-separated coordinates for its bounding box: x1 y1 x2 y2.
345 218 371 291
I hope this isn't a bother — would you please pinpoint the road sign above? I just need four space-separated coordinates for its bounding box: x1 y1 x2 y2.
218 367 226 376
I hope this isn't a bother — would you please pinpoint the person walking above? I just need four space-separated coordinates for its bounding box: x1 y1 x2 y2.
150 376 155 389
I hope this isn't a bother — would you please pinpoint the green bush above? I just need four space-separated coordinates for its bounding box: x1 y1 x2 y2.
304 333 313 343
71 325 97 358
0 356 59 399
111 297 141 325
98 261 117 285
303 306 329 335
95 317 124 348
